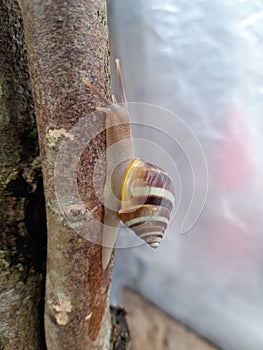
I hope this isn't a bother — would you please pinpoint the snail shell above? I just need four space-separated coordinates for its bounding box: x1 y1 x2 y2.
119 158 175 248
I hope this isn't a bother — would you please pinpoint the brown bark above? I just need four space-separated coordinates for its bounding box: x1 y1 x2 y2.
19 0 113 349
0 1 46 349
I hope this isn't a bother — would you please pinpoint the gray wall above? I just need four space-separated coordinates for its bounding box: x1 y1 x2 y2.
108 1 263 349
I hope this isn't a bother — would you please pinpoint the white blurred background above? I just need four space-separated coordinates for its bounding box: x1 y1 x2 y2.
107 1 263 349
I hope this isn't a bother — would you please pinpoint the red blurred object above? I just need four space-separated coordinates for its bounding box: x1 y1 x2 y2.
216 110 251 190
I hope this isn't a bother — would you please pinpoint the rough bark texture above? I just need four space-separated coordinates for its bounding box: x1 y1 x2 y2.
0 1 46 349
19 0 113 349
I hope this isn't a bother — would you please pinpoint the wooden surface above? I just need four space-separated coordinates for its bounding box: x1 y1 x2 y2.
121 288 219 350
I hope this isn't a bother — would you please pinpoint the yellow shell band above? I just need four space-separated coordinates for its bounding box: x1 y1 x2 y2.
121 158 140 203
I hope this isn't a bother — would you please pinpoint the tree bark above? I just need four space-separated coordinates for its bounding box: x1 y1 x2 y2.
19 0 113 349
0 1 46 349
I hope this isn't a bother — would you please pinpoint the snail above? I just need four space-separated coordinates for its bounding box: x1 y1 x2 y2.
83 59 175 270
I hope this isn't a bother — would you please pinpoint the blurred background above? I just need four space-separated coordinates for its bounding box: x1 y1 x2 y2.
107 1 263 349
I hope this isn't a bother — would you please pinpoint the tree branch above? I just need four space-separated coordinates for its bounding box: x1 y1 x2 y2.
19 0 113 348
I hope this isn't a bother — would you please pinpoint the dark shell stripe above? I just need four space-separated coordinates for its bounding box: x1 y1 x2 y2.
119 203 171 217
119 205 171 228
124 216 169 229
139 232 164 240
130 183 174 203
133 227 165 236
134 168 174 193
133 221 166 230
141 234 164 248
129 195 174 211
132 223 168 235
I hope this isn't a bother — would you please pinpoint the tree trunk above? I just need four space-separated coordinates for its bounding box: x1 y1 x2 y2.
19 0 113 349
0 1 46 349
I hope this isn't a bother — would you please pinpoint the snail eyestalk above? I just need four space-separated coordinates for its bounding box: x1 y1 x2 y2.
115 58 127 105
82 78 112 107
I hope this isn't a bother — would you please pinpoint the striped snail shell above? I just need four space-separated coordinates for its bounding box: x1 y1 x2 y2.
119 158 175 248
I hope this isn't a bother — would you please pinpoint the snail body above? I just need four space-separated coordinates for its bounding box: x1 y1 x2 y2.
83 59 175 269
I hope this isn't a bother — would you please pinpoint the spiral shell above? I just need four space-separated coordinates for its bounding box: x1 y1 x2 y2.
119 158 175 248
